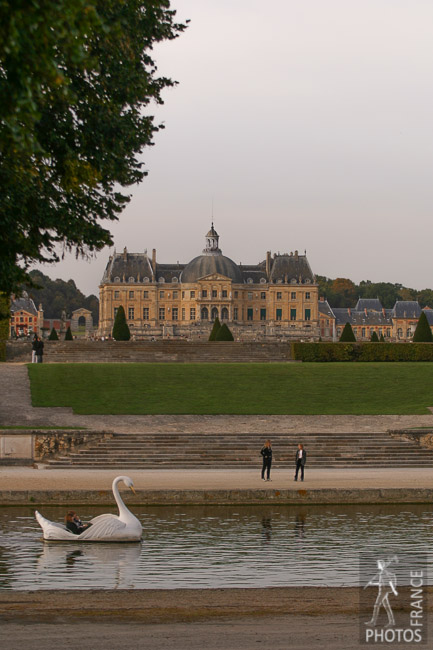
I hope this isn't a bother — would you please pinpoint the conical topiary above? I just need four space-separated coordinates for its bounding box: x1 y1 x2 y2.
339 322 356 342
379 333 385 342
370 331 379 342
112 305 130 341
412 311 433 342
65 326 73 341
208 317 221 341
48 327 59 340
215 323 234 341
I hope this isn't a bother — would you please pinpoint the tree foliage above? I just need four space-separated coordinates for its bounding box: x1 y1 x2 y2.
0 1 186 296
208 317 221 341
27 270 99 322
112 305 130 341
412 312 433 343
48 327 59 341
339 322 356 342
370 331 379 342
215 323 234 341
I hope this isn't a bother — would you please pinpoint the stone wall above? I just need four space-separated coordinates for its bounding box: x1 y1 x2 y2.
0 429 112 465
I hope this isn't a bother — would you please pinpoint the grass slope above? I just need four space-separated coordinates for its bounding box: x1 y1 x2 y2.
27 363 433 415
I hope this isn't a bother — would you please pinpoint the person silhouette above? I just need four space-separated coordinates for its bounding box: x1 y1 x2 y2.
365 557 398 627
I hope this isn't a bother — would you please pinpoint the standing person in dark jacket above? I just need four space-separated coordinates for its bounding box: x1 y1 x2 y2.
261 439 272 481
294 443 307 481
35 336 44 363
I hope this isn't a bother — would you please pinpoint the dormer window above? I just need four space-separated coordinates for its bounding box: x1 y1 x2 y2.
172 277 178 283
128 277 135 283
143 277 149 283
114 276 120 282
247 278 253 284
158 277 165 283
260 278 266 284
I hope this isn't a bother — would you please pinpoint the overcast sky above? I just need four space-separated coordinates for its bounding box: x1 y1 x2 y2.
33 0 433 296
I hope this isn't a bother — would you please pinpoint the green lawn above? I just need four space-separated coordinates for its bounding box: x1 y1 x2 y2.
27 362 433 415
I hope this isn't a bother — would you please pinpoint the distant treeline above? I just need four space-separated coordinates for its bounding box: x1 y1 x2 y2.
27 270 99 323
316 276 433 310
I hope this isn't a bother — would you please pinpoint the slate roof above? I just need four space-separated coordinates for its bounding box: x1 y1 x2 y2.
332 308 392 326
102 251 154 283
156 264 185 283
10 293 38 316
391 301 422 319
181 254 243 283
318 300 335 318
240 263 268 284
422 309 433 326
354 298 383 312
268 254 315 284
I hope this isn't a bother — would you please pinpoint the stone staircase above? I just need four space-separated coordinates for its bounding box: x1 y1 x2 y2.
39 340 293 363
46 431 433 469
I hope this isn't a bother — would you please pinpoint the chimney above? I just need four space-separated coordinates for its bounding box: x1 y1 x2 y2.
123 246 127 262
319 296 324 302
266 251 271 279
152 248 157 276
348 307 351 316
294 250 299 261
365 308 368 316
382 308 386 317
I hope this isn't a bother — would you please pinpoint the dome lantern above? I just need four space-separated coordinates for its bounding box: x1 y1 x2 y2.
203 223 221 255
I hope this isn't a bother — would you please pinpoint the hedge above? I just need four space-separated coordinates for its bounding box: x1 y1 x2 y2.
292 342 433 362
0 294 9 362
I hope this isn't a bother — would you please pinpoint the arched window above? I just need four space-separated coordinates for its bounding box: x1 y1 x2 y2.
221 307 229 320
211 307 219 320
201 306 209 320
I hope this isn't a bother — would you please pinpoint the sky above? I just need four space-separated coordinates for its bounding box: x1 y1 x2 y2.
33 0 433 296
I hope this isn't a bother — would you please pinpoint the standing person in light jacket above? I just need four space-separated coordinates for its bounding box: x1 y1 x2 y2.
261 439 272 481
31 334 38 363
294 443 307 482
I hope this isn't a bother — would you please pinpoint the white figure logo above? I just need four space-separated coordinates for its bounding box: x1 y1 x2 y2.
364 555 398 628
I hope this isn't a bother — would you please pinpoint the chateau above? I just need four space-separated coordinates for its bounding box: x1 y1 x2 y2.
98 226 320 340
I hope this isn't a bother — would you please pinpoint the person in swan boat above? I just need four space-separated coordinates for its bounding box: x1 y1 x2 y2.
65 511 91 535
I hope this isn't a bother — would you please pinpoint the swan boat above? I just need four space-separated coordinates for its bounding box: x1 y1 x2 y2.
35 476 143 542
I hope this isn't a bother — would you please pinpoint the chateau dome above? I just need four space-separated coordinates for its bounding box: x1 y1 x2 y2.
180 225 243 284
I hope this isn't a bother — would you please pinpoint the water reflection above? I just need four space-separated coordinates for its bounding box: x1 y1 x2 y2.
0 504 432 590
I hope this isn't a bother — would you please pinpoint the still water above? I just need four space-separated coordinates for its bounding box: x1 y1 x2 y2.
0 504 432 590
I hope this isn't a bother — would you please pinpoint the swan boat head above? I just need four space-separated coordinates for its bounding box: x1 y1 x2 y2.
35 475 142 542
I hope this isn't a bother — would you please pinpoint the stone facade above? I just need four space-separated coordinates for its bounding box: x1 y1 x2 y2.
99 226 320 340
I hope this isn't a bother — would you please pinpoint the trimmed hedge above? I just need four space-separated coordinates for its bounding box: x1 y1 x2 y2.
292 342 433 362
0 295 8 362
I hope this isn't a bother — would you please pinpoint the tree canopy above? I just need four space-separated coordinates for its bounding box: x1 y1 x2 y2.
27 270 99 322
0 1 186 298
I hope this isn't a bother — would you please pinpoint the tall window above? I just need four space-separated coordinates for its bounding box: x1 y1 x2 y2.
129 291 134 299
159 291 164 298
276 292 282 300
172 308 178 321
261 292 266 300
290 309 296 321
182 308 185 320
222 289 227 298
291 292 296 299
276 309 282 321
143 291 148 299
128 307 134 320
190 308 196 320
305 308 311 321
173 290 178 299
233 307 238 320
190 291 195 298
260 308 266 321
159 307 165 320
305 292 310 300
248 292 253 300
143 308 149 320
114 290 120 299
247 308 253 321
202 290 207 298
114 307 118 317
212 289 217 298
234 291 238 298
